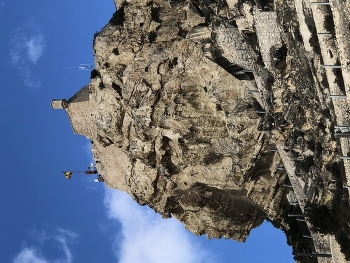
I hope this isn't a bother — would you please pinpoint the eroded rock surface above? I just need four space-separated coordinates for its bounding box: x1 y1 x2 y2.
85 0 296 241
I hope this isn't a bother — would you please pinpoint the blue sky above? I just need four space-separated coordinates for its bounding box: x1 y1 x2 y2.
0 1 294 262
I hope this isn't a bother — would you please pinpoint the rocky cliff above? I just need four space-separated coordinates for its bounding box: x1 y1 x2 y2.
57 0 350 261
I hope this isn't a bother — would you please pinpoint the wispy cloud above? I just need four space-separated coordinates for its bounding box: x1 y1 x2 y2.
54 228 78 263
104 189 216 263
9 21 45 89
25 35 45 64
81 141 94 163
13 228 77 263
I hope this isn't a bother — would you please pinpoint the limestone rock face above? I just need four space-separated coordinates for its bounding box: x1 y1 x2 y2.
86 0 291 241
60 0 350 258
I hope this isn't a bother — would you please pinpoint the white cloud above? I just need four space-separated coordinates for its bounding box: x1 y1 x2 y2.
25 35 45 64
10 30 45 66
104 189 215 263
13 228 77 263
13 248 47 263
9 21 45 89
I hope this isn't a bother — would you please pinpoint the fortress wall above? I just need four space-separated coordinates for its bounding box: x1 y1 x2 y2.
66 101 96 139
66 86 97 139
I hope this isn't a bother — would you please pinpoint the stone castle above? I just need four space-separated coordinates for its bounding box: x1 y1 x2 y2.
51 85 96 139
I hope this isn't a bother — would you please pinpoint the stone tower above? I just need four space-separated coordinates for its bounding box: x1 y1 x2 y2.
51 85 96 139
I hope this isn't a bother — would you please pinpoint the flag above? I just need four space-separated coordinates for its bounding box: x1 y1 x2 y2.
63 171 72 179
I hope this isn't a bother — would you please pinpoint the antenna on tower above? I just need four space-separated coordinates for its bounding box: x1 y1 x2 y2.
67 64 94 71
79 64 94 70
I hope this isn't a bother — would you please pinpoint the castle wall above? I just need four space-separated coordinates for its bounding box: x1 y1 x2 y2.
66 86 96 139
